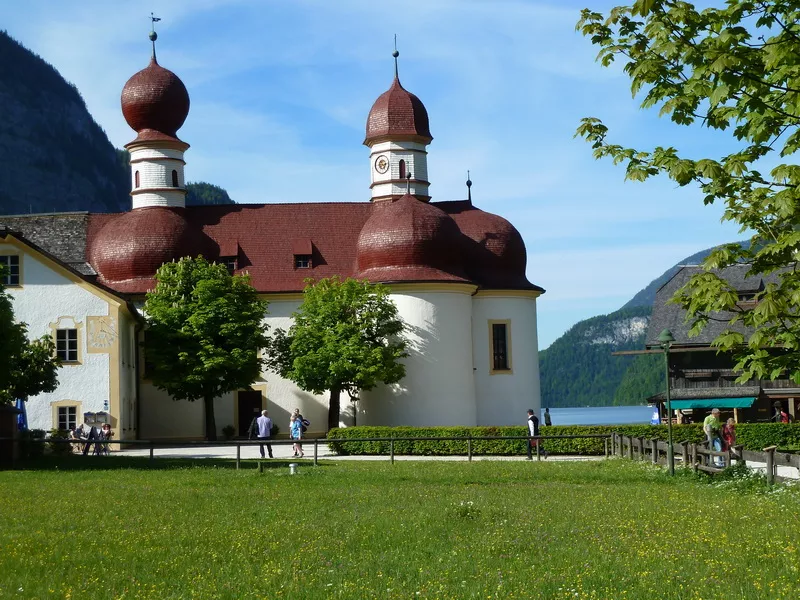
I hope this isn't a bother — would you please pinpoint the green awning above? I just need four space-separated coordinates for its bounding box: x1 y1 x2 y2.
669 398 756 410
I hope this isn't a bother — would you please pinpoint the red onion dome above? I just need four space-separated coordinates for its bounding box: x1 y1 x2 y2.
121 58 190 142
89 207 201 284
356 194 468 283
451 208 536 290
364 77 432 145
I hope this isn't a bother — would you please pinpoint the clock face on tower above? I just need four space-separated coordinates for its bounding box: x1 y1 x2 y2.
374 155 389 175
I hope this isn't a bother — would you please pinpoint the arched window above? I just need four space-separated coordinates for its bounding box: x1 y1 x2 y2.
134 171 140 188
398 159 406 180
172 170 179 187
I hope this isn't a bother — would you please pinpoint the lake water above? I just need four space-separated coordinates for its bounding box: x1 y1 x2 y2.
545 405 654 426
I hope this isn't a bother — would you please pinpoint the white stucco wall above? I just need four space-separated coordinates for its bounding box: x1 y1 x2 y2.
472 295 541 426
359 290 477 426
138 382 234 439
2 244 111 431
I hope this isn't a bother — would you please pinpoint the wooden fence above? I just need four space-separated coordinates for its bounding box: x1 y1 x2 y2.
611 433 799 484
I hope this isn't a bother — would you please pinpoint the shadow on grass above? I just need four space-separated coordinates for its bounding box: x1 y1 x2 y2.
8 456 332 472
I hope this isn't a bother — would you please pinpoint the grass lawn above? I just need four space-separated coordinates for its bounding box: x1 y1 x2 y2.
1 457 799 599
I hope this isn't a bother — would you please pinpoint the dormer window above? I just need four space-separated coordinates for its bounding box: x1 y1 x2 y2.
292 238 314 270
220 257 237 274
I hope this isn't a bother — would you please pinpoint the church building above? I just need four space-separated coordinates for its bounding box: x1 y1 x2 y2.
0 35 545 439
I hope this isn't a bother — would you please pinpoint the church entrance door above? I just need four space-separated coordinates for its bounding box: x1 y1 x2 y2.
238 391 263 437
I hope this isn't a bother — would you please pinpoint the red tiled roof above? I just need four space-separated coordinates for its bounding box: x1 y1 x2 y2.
364 77 432 145
85 200 540 295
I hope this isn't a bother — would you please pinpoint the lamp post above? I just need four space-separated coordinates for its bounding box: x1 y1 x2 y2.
658 328 675 475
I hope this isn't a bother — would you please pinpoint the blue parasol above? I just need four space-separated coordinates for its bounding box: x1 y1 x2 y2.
15 398 28 431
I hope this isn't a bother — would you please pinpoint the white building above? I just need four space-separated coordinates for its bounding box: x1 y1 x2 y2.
0 38 545 439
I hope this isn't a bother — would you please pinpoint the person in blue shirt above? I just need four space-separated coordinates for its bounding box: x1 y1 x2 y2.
256 410 273 458
290 415 304 458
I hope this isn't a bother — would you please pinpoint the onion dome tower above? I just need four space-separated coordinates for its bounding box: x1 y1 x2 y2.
120 25 190 209
364 46 432 202
89 21 203 289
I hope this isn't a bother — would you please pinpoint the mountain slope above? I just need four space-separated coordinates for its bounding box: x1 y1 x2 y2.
539 243 742 407
0 31 129 214
539 306 652 407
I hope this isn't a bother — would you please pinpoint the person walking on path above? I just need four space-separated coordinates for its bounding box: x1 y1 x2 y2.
290 415 304 458
544 408 552 427
703 408 724 466
526 409 548 460
256 410 273 459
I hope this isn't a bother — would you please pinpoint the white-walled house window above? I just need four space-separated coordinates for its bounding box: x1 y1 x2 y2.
56 329 79 362
0 254 20 285
57 406 77 431
489 320 512 374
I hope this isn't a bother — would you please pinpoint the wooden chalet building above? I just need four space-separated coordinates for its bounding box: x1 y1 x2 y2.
645 264 797 423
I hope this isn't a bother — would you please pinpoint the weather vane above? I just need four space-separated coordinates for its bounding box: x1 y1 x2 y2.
149 13 161 59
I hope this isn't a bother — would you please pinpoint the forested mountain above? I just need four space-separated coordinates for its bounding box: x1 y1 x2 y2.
0 31 128 214
540 244 733 407
0 32 235 215
185 182 235 206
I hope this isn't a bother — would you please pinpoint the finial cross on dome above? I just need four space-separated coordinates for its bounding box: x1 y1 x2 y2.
149 13 162 60
466 170 473 202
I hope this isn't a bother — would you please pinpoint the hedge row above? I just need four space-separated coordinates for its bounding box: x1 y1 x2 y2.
326 424 800 456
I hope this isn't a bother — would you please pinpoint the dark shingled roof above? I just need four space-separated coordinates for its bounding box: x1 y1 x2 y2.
645 264 783 347
0 212 95 275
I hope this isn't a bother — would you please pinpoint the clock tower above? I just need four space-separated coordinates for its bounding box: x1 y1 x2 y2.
364 50 432 202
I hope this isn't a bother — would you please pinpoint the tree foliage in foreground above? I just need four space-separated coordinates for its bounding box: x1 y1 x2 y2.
0 267 59 405
143 257 268 440
577 1 800 382
266 277 407 431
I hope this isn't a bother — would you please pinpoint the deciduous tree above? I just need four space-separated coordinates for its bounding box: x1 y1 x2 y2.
266 277 407 431
576 1 800 382
143 257 269 440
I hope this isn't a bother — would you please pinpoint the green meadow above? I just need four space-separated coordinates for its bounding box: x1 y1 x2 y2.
0 458 798 599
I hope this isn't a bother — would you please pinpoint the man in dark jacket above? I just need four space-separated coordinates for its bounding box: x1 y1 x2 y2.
526 409 548 460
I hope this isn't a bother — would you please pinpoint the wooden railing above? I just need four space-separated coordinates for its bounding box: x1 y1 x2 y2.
611 433 799 484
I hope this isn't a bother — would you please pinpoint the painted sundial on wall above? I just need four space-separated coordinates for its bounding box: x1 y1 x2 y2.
374 155 389 174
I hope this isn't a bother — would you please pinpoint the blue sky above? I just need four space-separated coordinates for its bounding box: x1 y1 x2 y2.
1 0 745 349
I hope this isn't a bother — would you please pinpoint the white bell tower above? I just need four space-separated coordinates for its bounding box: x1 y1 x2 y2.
364 48 433 202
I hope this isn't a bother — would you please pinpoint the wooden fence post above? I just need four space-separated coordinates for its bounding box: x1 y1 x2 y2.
236 444 240 470
733 445 745 466
638 437 645 461
390 438 395 464
149 441 154 467
314 438 319 466
604 437 609 458
764 445 777 486
628 436 634 461
651 438 658 464
467 438 473 462
691 443 698 473
680 442 688 467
